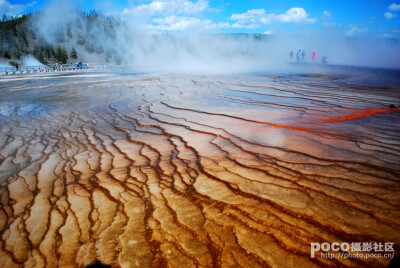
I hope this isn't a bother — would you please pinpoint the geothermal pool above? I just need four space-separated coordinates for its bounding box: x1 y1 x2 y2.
0 69 399 267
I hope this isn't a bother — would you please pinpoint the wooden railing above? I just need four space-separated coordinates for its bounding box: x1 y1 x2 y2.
0 63 118 75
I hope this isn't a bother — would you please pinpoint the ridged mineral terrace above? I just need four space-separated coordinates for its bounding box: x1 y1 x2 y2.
0 71 399 267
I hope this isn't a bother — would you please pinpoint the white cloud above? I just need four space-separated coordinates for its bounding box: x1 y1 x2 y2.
388 3 400 11
322 10 331 19
231 9 265 22
27 1 37 7
384 11 397 19
122 3 316 32
347 25 368 36
230 22 260 29
150 15 228 31
346 27 357 36
122 0 209 17
229 9 274 28
275 7 316 23
263 30 272 34
230 7 316 28
0 0 36 16
259 15 275 24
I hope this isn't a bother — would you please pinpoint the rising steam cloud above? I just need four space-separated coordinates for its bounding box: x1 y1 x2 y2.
32 1 400 74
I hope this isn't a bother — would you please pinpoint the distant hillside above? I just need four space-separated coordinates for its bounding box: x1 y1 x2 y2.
0 10 121 65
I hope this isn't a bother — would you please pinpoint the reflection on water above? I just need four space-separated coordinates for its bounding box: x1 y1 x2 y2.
0 70 399 267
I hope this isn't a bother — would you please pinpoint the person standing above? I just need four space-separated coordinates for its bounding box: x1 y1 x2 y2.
301 49 306 62
297 49 301 63
290 51 293 60
312 50 318 62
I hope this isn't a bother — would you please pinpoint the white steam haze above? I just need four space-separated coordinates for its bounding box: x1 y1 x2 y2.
32 1 400 74
21 55 46 66
0 62 12 67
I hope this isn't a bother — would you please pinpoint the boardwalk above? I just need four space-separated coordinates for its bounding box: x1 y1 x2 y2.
0 63 116 75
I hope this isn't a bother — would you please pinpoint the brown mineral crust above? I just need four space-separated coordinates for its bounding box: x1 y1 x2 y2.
0 71 399 267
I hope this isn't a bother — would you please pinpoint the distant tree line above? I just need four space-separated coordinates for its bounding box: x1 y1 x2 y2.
0 10 121 65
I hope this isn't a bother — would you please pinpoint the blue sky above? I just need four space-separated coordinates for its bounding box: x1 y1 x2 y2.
3 0 400 37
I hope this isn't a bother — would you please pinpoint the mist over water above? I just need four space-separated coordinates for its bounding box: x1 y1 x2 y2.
124 33 400 74
30 2 400 74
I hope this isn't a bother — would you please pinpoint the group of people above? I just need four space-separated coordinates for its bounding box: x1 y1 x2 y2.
290 49 319 63
52 62 63 71
50 61 85 71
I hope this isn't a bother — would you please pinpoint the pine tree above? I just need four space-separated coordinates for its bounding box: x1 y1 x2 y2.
70 47 77 59
4 51 11 59
38 51 46 64
55 46 68 63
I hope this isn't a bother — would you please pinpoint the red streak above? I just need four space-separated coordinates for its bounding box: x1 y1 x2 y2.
322 108 400 123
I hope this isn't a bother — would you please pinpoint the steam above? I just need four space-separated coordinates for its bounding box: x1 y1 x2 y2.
21 55 45 66
118 31 400 73
122 33 284 73
34 1 80 44
0 62 12 68
31 2 400 74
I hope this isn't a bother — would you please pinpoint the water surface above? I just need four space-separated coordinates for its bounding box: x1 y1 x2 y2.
0 69 399 267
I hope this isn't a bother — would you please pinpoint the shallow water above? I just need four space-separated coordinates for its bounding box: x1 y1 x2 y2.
0 70 399 267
